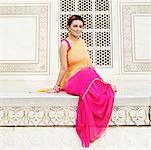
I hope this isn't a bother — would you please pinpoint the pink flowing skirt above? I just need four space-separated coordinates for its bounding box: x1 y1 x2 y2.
64 67 115 147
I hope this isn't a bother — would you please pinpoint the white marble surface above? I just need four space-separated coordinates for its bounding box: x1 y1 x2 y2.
0 126 150 150
0 79 150 96
0 79 150 106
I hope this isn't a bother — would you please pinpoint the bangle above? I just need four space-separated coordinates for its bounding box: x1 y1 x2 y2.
53 85 61 92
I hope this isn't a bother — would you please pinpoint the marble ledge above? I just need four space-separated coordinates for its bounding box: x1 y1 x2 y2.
0 91 150 106
0 92 150 126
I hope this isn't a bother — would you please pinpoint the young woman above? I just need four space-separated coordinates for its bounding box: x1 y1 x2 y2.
39 15 116 147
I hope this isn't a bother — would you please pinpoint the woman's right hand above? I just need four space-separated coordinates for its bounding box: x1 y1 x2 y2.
46 88 58 93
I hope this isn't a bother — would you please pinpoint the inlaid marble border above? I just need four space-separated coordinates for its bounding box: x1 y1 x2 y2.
120 3 151 73
0 105 150 126
0 3 50 74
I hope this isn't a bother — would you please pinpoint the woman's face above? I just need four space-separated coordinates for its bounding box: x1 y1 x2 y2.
68 20 84 37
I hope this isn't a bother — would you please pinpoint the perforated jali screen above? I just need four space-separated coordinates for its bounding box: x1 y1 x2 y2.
59 0 112 68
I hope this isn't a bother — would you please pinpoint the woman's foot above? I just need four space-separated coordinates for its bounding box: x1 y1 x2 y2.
111 84 117 92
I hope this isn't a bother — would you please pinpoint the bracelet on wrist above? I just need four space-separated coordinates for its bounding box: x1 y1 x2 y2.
55 85 61 88
53 84 61 92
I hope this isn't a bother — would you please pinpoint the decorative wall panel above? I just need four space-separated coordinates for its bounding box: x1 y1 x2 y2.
0 105 150 126
121 3 151 73
59 0 113 68
0 3 50 74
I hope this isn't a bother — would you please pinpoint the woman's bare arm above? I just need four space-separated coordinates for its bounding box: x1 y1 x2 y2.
37 41 68 93
55 41 68 86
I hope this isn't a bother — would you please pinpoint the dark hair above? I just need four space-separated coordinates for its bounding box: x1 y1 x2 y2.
67 15 84 27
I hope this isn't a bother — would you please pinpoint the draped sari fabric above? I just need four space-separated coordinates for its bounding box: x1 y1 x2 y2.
65 67 115 147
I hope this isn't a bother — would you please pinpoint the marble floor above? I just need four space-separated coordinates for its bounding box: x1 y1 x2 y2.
0 126 151 150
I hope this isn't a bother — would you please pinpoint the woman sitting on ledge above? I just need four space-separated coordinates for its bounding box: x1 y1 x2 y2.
38 15 117 147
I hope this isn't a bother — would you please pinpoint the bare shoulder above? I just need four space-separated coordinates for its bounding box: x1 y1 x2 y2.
60 40 68 49
60 39 70 51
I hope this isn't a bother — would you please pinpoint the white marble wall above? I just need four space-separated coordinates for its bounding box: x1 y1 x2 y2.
120 0 151 74
0 0 150 81
0 0 59 81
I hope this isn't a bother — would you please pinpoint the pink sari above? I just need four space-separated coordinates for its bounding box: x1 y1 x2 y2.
64 67 115 147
